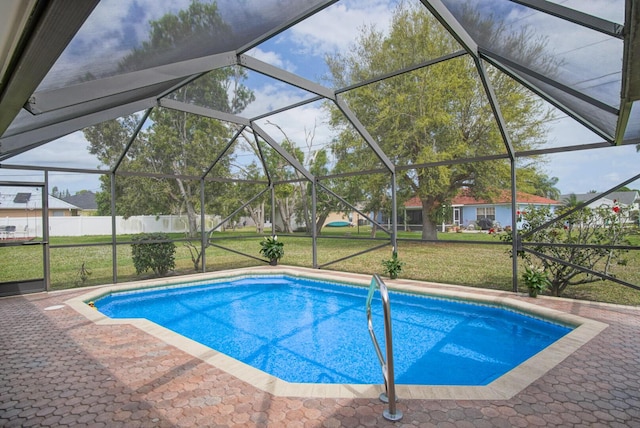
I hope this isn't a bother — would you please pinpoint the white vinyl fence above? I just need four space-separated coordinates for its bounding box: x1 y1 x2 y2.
2 215 220 237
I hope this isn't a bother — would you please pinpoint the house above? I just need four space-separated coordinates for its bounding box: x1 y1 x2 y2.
61 191 98 216
0 187 82 238
0 187 81 218
404 189 562 230
559 191 639 211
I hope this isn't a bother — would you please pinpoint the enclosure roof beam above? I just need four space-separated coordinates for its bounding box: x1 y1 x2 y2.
202 126 245 180
251 122 315 182
623 0 640 101
0 97 157 158
335 50 467 95
419 0 478 56
509 0 624 38
239 54 335 100
251 128 272 185
237 0 339 54
250 95 323 122
475 59 515 160
113 108 153 173
334 97 395 173
480 48 619 116
480 52 616 143
0 0 98 136
616 0 640 144
0 163 105 175
159 98 251 126
25 51 238 114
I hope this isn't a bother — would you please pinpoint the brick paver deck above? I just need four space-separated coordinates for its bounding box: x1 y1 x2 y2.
1 276 639 427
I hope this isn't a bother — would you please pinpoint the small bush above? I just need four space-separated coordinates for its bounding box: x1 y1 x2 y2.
131 233 176 276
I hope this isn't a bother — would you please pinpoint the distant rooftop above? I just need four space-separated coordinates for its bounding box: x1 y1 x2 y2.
405 189 561 208
61 191 97 210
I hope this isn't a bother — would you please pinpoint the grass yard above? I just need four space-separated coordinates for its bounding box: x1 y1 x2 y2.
1 227 638 305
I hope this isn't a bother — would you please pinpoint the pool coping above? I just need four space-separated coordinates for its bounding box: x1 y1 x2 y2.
65 266 608 400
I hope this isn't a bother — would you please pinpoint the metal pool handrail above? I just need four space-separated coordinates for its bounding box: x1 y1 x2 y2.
366 274 403 421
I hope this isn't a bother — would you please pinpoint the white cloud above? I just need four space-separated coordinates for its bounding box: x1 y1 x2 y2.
0 133 104 193
245 48 297 73
286 0 394 56
546 145 640 194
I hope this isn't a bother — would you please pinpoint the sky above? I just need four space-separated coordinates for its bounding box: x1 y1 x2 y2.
1 0 638 197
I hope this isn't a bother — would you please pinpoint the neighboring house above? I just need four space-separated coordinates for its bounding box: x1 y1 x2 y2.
559 191 640 211
61 191 98 216
404 189 562 230
0 187 81 218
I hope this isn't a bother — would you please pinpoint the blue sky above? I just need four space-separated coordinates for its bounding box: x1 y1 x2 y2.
1 0 637 196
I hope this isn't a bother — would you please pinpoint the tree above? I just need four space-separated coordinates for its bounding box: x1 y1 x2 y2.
84 1 254 236
514 203 632 297
518 170 561 200
561 193 580 208
326 3 554 239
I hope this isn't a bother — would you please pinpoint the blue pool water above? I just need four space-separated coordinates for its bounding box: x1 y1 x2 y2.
95 275 571 386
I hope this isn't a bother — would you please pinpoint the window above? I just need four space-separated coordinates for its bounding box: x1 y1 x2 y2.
476 207 495 221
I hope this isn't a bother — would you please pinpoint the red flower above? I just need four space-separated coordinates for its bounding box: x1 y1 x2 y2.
612 206 620 213
516 210 521 215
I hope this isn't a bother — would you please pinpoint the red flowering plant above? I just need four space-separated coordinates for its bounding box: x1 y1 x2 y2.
502 203 632 297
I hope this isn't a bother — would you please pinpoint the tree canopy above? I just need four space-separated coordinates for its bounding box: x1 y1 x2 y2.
326 3 555 239
84 1 254 236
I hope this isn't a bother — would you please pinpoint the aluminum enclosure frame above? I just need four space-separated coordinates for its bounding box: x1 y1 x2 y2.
0 0 638 294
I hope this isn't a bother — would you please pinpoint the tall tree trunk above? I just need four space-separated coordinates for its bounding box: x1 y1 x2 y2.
246 202 264 234
277 199 294 233
175 177 198 238
421 200 438 240
315 212 329 235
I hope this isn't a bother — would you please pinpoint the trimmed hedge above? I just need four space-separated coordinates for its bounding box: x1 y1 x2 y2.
131 233 176 276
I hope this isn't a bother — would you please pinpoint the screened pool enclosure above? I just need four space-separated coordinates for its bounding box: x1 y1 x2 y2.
0 0 638 296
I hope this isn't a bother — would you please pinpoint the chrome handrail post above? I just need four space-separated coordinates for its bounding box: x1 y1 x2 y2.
366 274 403 421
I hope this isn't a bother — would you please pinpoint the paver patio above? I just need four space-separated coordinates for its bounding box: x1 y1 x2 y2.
1 273 639 427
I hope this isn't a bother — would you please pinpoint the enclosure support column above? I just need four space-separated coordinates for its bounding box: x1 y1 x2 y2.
200 179 206 273
312 180 317 268
391 172 398 252
43 172 51 292
111 172 118 283
271 184 276 236
510 160 518 292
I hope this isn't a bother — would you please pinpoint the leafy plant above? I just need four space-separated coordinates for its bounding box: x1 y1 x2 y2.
522 265 550 297
183 236 209 271
382 251 405 279
75 261 92 286
259 235 284 264
131 233 176 276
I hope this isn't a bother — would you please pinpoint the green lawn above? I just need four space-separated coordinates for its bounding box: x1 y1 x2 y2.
1 227 638 305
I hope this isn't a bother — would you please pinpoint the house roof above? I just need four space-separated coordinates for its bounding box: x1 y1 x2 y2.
61 191 98 210
560 191 639 206
0 187 80 210
405 189 561 208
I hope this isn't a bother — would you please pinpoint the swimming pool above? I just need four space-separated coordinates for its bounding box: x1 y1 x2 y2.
94 274 571 386
68 267 608 399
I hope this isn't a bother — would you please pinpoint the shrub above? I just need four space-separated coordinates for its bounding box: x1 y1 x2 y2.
131 233 176 276
504 203 631 297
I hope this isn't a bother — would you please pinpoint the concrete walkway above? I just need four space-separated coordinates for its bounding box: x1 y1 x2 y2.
1 281 639 427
